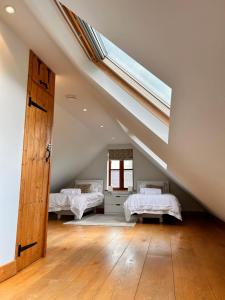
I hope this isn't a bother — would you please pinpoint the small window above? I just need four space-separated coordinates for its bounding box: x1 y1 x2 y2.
110 160 120 188
108 159 133 190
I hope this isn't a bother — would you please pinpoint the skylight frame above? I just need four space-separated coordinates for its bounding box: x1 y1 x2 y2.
105 55 170 108
97 35 171 109
101 57 170 116
80 24 171 111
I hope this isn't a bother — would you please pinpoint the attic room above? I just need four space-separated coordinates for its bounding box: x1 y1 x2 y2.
0 0 224 299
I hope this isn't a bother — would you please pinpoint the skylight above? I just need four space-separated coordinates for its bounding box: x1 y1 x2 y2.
100 35 172 107
58 2 172 117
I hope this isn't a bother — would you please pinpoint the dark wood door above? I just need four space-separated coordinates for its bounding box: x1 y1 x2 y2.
16 51 55 271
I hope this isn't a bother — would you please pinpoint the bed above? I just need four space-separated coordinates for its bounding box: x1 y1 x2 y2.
124 181 182 223
49 180 104 220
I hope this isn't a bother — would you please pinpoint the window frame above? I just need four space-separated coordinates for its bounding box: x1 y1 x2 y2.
108 160 133 191
101 57 170 116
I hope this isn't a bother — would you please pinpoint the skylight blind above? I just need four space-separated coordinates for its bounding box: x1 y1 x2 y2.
77 16 106 60
108 149 133 160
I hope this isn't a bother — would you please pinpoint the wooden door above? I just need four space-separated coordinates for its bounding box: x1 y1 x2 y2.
16 51 55 271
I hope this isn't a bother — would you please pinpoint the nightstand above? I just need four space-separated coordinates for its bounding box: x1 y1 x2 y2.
104 191 131 215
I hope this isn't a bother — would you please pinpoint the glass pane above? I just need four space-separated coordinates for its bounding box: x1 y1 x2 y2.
111 160 120 169
111 170 120 188
124 160 133 169
100 35 172 107
124 170 133 188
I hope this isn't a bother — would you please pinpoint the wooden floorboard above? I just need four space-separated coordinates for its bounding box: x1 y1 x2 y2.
0 216 224 300
135 231 175 300
94 227 151 300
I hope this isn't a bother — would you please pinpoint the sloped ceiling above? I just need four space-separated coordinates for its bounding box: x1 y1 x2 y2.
56 0 225 221
1 0 225 220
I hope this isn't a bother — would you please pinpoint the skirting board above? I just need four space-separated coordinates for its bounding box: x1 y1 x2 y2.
0 260 16 283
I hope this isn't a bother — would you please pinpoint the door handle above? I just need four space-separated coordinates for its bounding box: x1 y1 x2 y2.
46 144 53 162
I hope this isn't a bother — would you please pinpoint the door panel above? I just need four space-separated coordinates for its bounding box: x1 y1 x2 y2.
16 51 55 271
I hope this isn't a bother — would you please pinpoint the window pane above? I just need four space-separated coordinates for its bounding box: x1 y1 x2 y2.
124 170 133 188
124 160 133 169
111 160 120 169
111 170 120 188
100 35 172 107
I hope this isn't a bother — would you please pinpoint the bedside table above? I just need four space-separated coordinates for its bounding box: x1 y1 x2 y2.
104 191 131 215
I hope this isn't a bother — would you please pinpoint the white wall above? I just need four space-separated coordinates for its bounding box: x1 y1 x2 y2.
0 21 28 265
51 103 108 191
77 144 204 212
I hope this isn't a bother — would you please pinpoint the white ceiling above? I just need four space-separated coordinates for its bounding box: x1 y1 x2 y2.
61 0 225 87
0 0 128 145
1 0 225 220
0 0 130 191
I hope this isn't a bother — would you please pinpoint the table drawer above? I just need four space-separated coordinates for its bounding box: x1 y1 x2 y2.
105 196 127 205
104 203 124 214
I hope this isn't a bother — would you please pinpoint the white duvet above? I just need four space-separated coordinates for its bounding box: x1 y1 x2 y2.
124 193 182 222
49 192 104 219
49 193 69 212
68 192 103 219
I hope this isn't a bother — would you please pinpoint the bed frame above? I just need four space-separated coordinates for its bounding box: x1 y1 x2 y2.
136 180 169 223
55 179 104 220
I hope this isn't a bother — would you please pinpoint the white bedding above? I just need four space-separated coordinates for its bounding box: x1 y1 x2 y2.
49 192 104 219
124 193 182 222
49 193 70 212
68 192 104 219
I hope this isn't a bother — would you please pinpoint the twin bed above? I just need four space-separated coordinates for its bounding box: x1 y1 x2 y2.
124 181 182 222
49 180 182 223
49 180 104 220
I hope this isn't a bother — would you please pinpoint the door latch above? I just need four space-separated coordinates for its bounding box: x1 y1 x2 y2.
46 144 53 162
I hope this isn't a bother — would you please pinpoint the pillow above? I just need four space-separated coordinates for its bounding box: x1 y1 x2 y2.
60 188 81 195
146 184 163 192
75 184 91 193
90 182 100 193
140 187 162 195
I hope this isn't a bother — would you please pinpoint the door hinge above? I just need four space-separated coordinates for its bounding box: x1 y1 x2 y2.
18 242 37 257
28 97 47 112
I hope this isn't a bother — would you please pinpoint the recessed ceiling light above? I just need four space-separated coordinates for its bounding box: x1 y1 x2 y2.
83 108 87 112
111 137 115 140
100 125 104 128
66 94 77 101
5 6 15 14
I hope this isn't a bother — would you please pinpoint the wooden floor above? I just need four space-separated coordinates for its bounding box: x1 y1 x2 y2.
0 215 225 300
